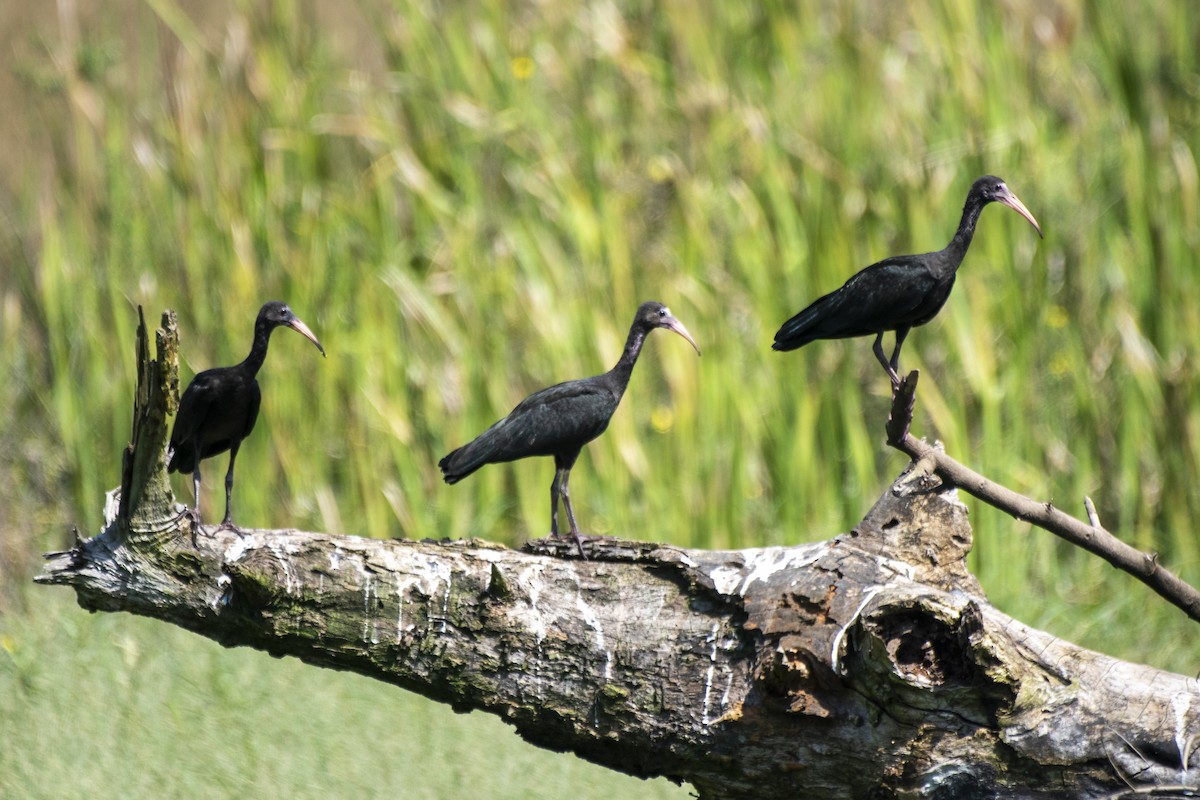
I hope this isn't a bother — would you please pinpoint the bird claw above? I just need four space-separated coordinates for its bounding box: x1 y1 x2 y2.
549 530 590 560
571 534 588 560
176 506 206 547
215 519 247 538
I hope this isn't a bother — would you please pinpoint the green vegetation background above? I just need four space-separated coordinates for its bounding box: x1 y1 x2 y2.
2 1 1198 797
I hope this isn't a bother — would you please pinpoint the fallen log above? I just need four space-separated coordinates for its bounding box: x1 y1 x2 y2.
37 310 1200 799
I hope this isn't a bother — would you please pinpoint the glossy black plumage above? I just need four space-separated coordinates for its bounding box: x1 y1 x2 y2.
773 175 1042 386
439 301 700 545
169 301 325 531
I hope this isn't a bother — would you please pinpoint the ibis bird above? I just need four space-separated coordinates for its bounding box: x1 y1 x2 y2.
439 301 700 548
168 301 325 532
773 175 1042 386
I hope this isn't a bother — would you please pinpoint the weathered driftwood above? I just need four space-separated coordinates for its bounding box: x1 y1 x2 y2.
37 311 1200 799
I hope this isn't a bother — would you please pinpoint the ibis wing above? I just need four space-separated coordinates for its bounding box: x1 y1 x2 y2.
169 372 219 451
168 368 264 470
438 378 618 481
498 379 618 458
775 257 946 347
167 371 220 473
240 381 262 441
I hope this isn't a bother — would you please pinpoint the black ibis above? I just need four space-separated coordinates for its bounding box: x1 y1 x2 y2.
773 175 1042 386
169 301 325 532
439 301 700 548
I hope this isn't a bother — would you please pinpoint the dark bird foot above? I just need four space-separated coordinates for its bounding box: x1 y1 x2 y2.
535 530 592 559
176 506 205 547
215 519 247 538
569 532 589 560
886 370 920 445
552 530 591 559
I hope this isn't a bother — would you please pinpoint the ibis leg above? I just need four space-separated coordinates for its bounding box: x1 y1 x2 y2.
890 327 910 373
549 467 565 538
873 332 903 387
560 468 580 539
185 465 203 543
558 468 586 558
192 466 202 520
217 444 244 535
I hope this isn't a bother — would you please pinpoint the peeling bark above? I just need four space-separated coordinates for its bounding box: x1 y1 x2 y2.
35 311 1200 799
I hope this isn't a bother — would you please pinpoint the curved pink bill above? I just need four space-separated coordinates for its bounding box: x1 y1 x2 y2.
288 317 326 357
998 187 1043 238
665 317 701 356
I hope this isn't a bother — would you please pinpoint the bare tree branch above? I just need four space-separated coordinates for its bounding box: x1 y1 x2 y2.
886 369 1200 623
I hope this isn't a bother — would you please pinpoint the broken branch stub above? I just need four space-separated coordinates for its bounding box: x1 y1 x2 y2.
118 307 180 542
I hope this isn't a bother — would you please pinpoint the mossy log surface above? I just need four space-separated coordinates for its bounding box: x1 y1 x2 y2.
37 310 1200 799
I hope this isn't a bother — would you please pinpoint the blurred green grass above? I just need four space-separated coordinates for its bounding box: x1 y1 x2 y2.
2 0 1199 795
0 591 685 800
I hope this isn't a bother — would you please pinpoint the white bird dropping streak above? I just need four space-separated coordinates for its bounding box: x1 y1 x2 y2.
702 622 720 725
574 578 611 679
395 581 405 644
1172 689 1196 779
266 542 299 594
534 640 544 700
512 564 550 698
207 575 233 610
362 572 380 644
440 580 451 634
831 586 882 675
223 533 250 563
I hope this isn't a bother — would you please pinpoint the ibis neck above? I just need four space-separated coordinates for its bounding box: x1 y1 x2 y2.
240 319 274 375
942 196 987 273
607 323 650 393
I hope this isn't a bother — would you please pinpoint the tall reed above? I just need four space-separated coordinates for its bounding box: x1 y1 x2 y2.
4 0 1199 669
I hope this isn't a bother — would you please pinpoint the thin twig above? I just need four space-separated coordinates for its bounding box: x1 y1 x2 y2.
886 385 1200 624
